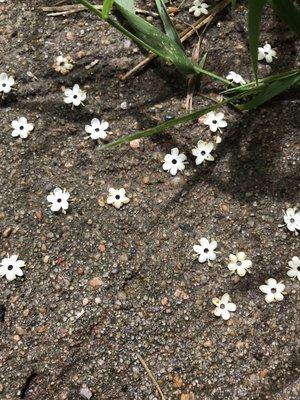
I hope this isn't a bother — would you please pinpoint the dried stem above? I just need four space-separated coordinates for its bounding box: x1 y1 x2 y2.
137 354 166 400
41 4 158 18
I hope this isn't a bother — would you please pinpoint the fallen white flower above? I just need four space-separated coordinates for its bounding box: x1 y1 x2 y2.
53 55 74 75
283 207 300 234
259 278 285 303
107 188 129 209
0 72 15 94
212 293 236 320
85 118 109 140
47 187 70 213
0 255 25 281
11 117 34 139
189 0 209 17
287 256 300 281
227 252 252 277
64 84 86 107
193 237 217 263
226 71 246 85
258 43 277 63
204 111 227 133
162 148 187 176
192 140 214 165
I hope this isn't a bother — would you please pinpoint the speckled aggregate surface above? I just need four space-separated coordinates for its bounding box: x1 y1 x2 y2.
0 1 299 399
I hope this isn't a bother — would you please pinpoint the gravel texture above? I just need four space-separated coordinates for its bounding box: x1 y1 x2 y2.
0 1 299 399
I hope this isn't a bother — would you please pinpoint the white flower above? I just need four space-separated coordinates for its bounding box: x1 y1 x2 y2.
287 256 300 281
189 0 209 17
226 71 246 85
107 188 129 209
259 278 285 303
227 252 252 277
64 84 86 107
192 140 214 165
283 207 300 233
85 118 109 140
11 117 34 139
193 237 217 263
0 255 25 281
204 111 227 133
212 293 236 320
258 43 277 63
162 148 187 176
53 55 74 75
47 187 70 213
0 72 15 94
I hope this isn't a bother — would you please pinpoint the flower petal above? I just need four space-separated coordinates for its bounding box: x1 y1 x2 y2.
200 237 209 247
259 285 270 294
214 307 222 317
274 292 283 301
221 309 230 320
193 245 202 254
198 253 207 263
227 302 236 312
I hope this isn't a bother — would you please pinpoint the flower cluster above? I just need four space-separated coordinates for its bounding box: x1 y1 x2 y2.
192 228 297 318
0 43 295 339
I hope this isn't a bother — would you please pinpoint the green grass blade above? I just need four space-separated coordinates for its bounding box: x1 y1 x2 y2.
231 0 237 9
199 52 207 69
102 0 114 19
270 0 300 35
116 0 135 13
114 1 195 74
239 72 300 110
77 0 194 74
223 69 300 94
76 1 232 85
155 0 184 50
100 93 247 150
248 0 267 82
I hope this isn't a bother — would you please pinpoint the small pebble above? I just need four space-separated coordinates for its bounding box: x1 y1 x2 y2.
3 227 12 238
89 277 104 289
79 385 92 399
82 298 89 306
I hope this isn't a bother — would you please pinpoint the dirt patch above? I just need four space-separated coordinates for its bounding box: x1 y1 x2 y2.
0 1 299 399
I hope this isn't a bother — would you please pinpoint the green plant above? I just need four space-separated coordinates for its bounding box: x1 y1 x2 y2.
76 0 300 148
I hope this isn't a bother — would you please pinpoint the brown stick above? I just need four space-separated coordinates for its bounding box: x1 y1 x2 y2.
121 0 231 80
137 354 166 400
41 5 158 18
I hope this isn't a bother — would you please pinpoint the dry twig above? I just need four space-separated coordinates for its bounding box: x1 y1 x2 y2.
41 4 158 18
137 354 166 400
186 38 201 111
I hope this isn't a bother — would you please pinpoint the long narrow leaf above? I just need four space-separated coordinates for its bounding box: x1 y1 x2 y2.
239 72 300 110
100 93 247 150
223 69 300 94
199 52 207 69
155 0 184 50
248 0 267 82
77 0 194 75
113 1 195 74
101 68 300 149
270 0 300 35
115 0 135 13
102 0 114 19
